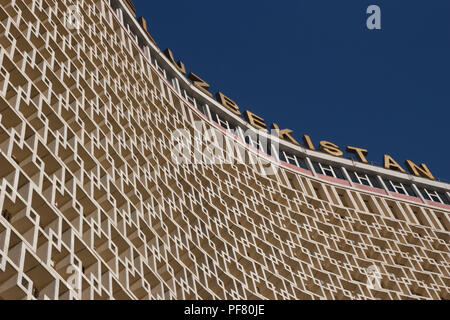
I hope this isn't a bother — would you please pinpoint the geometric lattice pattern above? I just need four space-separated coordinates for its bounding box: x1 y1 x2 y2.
0 0 449 300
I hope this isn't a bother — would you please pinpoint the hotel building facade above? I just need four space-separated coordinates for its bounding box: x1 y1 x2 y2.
0 0 448 300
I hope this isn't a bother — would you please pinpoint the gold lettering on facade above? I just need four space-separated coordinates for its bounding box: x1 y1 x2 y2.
405 160 435 180
245 111 268 132
188 72 213 98
164 48 186 74
271 124 300 146
320 141 344 157
346 146 369 164
302 135 316 151
384 155 406 173
216 92 242 116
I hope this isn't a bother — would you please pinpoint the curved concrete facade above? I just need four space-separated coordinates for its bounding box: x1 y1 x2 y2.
0 0 448 300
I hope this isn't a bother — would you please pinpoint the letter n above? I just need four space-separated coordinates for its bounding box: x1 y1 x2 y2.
405 160 435 180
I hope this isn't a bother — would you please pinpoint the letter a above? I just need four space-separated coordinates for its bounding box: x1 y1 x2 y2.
366 5 381 30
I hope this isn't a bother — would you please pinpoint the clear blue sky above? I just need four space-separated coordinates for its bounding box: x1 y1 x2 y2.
134 0 450 183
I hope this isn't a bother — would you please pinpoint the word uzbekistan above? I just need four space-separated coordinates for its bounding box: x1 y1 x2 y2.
163 48 435 181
